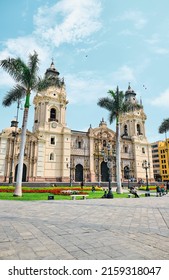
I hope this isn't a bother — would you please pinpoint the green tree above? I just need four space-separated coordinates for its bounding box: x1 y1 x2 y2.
159 118 169 139
97 86 137 194
0 51 63 196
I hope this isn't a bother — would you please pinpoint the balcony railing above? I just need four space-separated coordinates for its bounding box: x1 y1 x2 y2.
48 118 58 122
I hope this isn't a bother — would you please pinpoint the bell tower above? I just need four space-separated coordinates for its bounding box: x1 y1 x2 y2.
121 84 147 138
33 61 68 133
120 84 154 181
32 62 71 182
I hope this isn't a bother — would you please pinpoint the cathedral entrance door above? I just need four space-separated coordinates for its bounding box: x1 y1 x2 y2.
75 164 83 182
14 163 27 182
101 161 109 182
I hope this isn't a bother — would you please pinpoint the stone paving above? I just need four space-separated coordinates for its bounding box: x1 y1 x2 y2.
0 195 169 260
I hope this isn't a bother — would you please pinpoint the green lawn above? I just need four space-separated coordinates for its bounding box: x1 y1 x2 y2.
0 187 130 200
0 192 72 200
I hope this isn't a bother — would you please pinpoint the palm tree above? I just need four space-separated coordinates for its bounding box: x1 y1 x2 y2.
97 86 133 194
0 51 62 196
159 118 169 138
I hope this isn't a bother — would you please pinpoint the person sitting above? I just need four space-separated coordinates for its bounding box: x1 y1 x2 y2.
130 186 139 198
166 181 169 194
102 190 107 198
80 181 84 189
161 185 166 195
156 185 162 197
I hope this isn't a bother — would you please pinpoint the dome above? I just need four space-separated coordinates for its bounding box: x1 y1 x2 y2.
45 61 60 78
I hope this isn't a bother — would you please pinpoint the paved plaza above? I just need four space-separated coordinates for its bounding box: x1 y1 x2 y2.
0 194 169 260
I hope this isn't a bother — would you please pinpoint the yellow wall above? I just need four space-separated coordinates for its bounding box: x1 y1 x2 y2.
158 139 169 181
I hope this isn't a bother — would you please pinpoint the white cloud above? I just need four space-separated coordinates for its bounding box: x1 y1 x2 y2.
145 34 169 55
151 88 169 106
154 47 169 55
118 10 147 30
64 67 135 106
145 34 159 45
0 0 102 81
111 66 136 83
65 72 107 104
0 71 15 87
0 36 49 63
0 0 103 93
119 29 134 36
33 0 102 46
0 36 53 83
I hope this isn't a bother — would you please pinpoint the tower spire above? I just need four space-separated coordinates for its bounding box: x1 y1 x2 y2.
45 60 60 78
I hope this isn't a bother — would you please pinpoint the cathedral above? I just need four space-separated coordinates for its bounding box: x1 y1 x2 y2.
0 62 154 184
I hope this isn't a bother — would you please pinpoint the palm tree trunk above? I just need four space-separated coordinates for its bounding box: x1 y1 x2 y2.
116 118 123 194
14 107 29 196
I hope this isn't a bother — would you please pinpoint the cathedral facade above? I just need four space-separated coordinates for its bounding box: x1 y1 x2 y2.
0 63 154 183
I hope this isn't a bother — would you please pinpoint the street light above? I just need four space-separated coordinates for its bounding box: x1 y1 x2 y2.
142 160 150 192
9 99 22 184
67 159 73 187
101 143 115 198
124 165 130 188
94 137 102 187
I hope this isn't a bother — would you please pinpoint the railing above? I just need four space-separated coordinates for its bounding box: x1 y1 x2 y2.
48 118 58 122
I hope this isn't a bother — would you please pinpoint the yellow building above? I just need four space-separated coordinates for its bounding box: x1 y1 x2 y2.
158 139 169 181
151 141 161 181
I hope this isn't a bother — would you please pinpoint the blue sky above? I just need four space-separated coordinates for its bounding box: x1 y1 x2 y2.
0 0 169 143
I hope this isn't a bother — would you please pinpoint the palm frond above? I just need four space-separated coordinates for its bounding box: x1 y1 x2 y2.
28 51 39 74
0 57 27 83
97 97 114 111
19 65 31 88
109 111 116 124
36 76 64 92
108 89 126 113
28 51 39 87
2 85 26 107
159 118 169 134
98 88 126 125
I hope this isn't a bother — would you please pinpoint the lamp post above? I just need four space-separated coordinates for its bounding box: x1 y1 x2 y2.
9 99 22 184
69 163 72 187
67 160 73 187
124 165 130 189
101 143 115 198
95 138 102 187
142 160 150 192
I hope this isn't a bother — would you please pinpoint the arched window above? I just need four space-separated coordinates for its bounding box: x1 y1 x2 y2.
50 108 56 121
124 125 128 136
78 141 81 149
75 137 83 149
137 124 141 135
49 153 54 160
103 140 107 147
124 165 130 179
124 146 128 153
50 137 55 145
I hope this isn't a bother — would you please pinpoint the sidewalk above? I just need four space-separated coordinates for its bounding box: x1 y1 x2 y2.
0 195 169 260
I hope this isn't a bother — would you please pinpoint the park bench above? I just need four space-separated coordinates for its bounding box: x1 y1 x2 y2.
70 194 89 200
144 192 158 197
128 193 134 198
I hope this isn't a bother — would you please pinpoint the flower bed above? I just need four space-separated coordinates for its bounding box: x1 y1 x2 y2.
0 187 88 196
138 185 157 191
